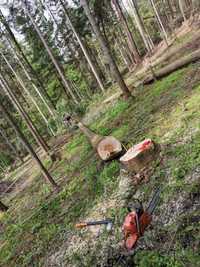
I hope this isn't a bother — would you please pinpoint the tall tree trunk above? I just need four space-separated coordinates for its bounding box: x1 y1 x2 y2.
0 76 50 155
81 0 131 98
0 10 56 110
23 4 78 104
179 0 187 21
129 0 154 53
44 1 94 100
84 42 107 84
112 0 141 64
57 0 105 93
149 0 169 45
6 39 56 119
0 200 8 212
114 31 132 70
0 128 23 163
0 52 52 134
0 101 58 188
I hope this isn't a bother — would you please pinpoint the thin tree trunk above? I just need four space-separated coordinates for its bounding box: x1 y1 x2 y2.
0 52 53 134
0 76 50 155
179 0 187 21
0 101 58 188
23 4 78 104
149 0 169 45
57 0 106 93
0 10 56 110
81 0 131 98
6 39 56 119
0 128 23 163
84 42 107 83
116 25 136 65
129 0 154 53
44 1 93 99
112 0 141 64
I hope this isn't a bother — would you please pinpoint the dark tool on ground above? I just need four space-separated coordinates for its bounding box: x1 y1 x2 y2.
122 187 161 251
75 219 113 231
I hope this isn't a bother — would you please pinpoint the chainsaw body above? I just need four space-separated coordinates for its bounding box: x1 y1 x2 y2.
122 210 152 250
123 188 161 250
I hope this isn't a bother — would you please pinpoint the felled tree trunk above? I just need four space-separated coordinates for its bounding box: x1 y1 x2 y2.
78 122 123 161
120 139 160 172
143 49 200 84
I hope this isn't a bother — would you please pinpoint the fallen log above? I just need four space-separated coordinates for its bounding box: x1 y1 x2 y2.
120 139 160 173
143 49 200 84
78 122 123 161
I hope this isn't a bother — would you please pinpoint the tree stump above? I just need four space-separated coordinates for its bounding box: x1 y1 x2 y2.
78 122 123 161
120 139 160 173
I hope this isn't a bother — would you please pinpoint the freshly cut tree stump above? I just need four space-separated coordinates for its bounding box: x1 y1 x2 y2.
120 139 160 173
78 122 123 161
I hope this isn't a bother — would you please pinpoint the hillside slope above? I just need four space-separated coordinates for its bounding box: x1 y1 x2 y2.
0 35 200 266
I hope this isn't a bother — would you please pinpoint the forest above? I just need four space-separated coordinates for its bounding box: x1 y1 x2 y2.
0 0 200 266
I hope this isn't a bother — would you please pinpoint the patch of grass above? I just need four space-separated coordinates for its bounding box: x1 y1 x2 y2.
90 100 129 131
135 251 183 267
165 131 200 180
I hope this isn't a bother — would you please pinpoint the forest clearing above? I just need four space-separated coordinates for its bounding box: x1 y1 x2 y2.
0 1 200 266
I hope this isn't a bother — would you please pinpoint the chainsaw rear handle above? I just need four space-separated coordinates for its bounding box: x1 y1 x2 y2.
75 223 88 229
75 220 113 229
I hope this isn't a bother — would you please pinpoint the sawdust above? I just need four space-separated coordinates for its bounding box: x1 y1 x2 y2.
46 170 135 267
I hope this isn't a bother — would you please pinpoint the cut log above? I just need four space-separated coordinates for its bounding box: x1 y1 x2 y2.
120 139 160 173
78 122 103 149
143 49 200 84
97 136 122 161
78 122 123 161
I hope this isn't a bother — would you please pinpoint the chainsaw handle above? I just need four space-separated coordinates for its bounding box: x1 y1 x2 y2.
75 223 87 229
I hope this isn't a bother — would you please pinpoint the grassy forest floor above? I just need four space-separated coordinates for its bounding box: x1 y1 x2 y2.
0 27 200 267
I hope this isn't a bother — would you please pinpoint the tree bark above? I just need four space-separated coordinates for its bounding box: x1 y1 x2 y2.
81 0 131 98
0 101 58 188
0 75 50 155
112 0 141 64
23 3 78 104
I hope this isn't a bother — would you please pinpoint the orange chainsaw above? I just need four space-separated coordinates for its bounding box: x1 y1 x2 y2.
122 188 161 251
